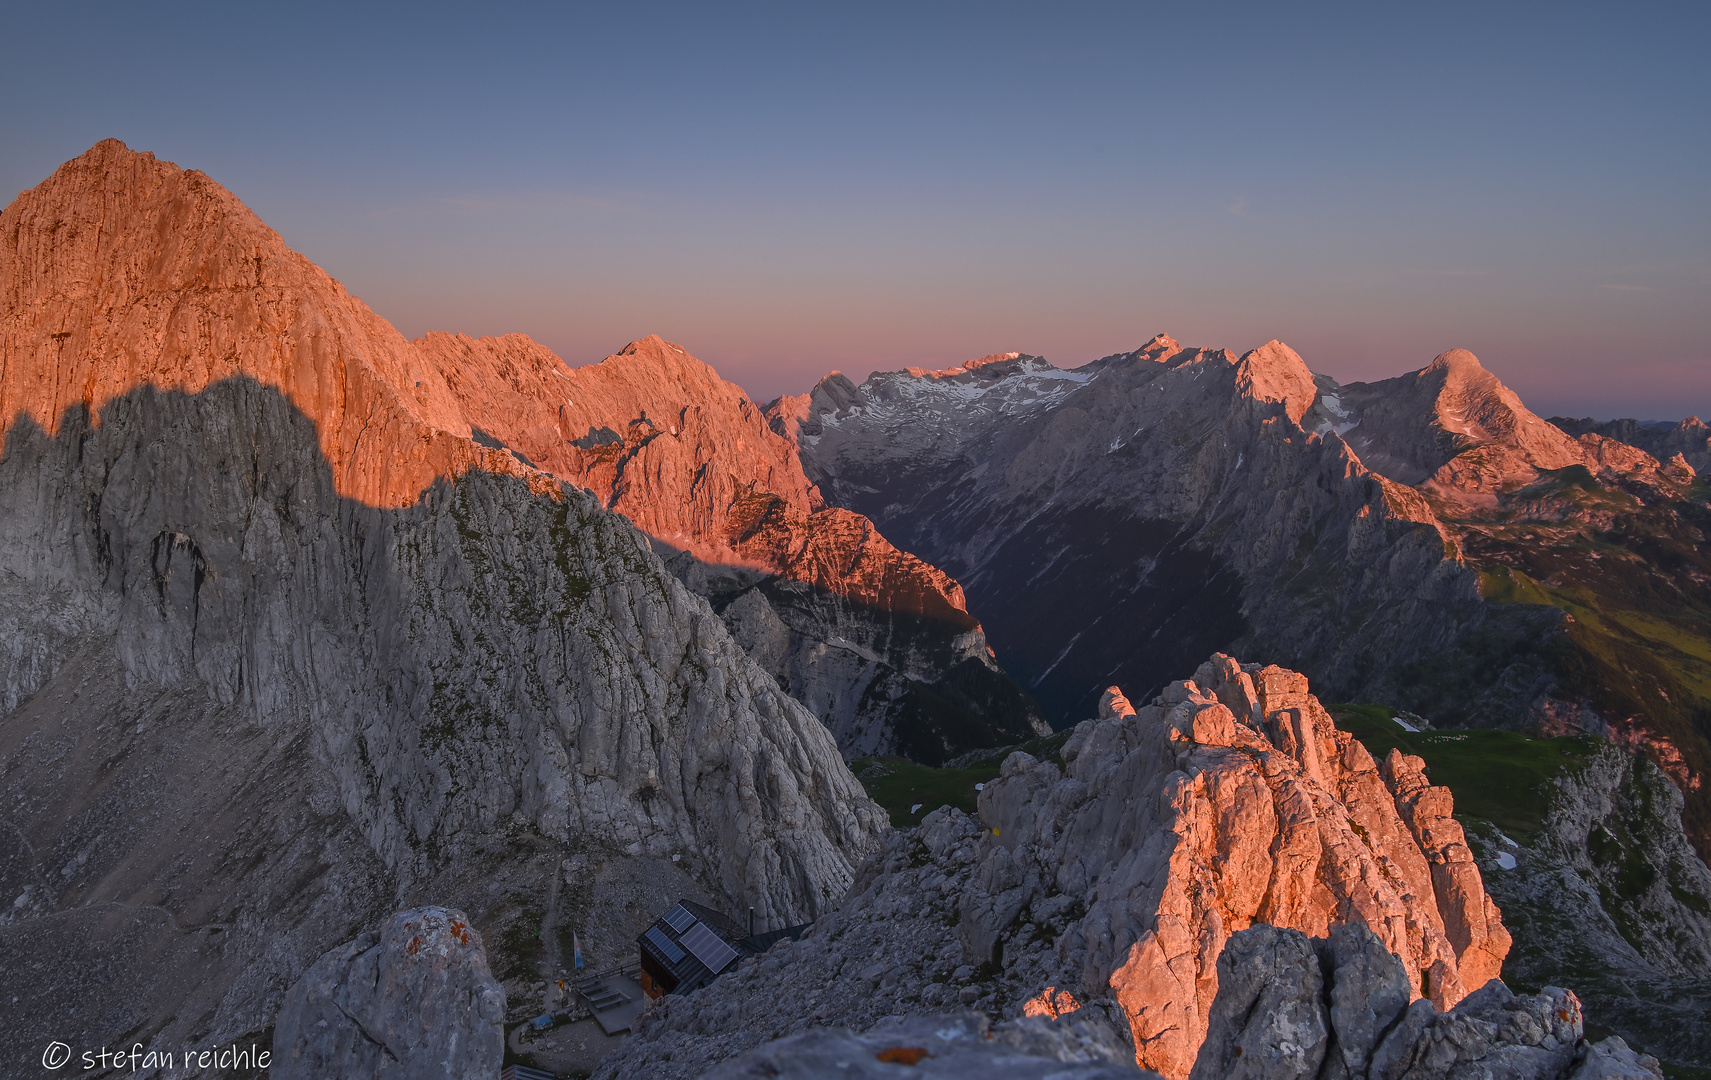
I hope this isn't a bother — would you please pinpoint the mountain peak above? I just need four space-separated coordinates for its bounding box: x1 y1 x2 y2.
1235 339 1316 424
615 334 692 361
45 138 158 180
1426 348 1485 374
1338 347 1587 487
1138 333 1182 358
0 139 518 508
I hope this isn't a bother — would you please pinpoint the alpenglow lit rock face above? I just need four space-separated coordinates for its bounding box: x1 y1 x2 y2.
967 654 1511 1078
0 140 884 1067
598 655 1516 1080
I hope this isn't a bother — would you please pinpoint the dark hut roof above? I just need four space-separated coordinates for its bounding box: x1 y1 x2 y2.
638 899 751 996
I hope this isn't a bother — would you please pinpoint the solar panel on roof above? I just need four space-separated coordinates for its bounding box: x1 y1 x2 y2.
663 904 697 933
644 926 685 964
679 921 739 975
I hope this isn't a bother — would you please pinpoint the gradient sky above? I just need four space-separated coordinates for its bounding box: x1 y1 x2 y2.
3 2 1707 418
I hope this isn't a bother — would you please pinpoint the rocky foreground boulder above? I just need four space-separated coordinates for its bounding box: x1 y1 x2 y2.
706 1010 1152 1079
1189 923 1660 1080
697 927 1663 1080
273 906 505 1080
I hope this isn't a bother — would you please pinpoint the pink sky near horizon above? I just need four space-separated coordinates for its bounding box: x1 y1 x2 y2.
348 273 1710 421
3 4 1706 422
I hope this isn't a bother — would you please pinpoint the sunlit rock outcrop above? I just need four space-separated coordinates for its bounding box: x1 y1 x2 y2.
599 656 1521 1080
967 655 1510 1077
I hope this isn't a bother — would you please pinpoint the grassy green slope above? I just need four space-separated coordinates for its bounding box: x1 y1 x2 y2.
1424 468 1711 850
1329 704 1600 838
849 730 1072 827
853 709 1596 839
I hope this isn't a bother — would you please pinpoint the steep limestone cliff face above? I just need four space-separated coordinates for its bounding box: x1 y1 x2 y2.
409 329 1046 763
785 335 1711 853
0 142 884 1065
599 657 1518 1080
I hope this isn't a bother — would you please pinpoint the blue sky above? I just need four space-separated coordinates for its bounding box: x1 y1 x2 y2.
3 2 1706 417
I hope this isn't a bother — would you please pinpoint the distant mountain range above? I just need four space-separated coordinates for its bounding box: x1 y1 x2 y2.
775 336 1711 853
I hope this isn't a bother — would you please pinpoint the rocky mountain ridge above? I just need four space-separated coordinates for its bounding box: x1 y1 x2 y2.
409 330 1046 762
780 334 1711 852
1549 415 1711 477
0 140 885 1067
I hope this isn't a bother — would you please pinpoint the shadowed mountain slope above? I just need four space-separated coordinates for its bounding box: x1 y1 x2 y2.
0 141 886 1063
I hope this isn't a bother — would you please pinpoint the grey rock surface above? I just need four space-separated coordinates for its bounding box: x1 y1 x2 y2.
1187 925 1328 1080
1370 979 1583 1080
273 906 504 1080
1566 1037 1669 1080
671 551 1046 765
1191 925 1662 1080
0 379 884 1069
703 1011 1154 1079
1471 742 1711 1069
780 340 1491 725
1323 922 1412 1080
